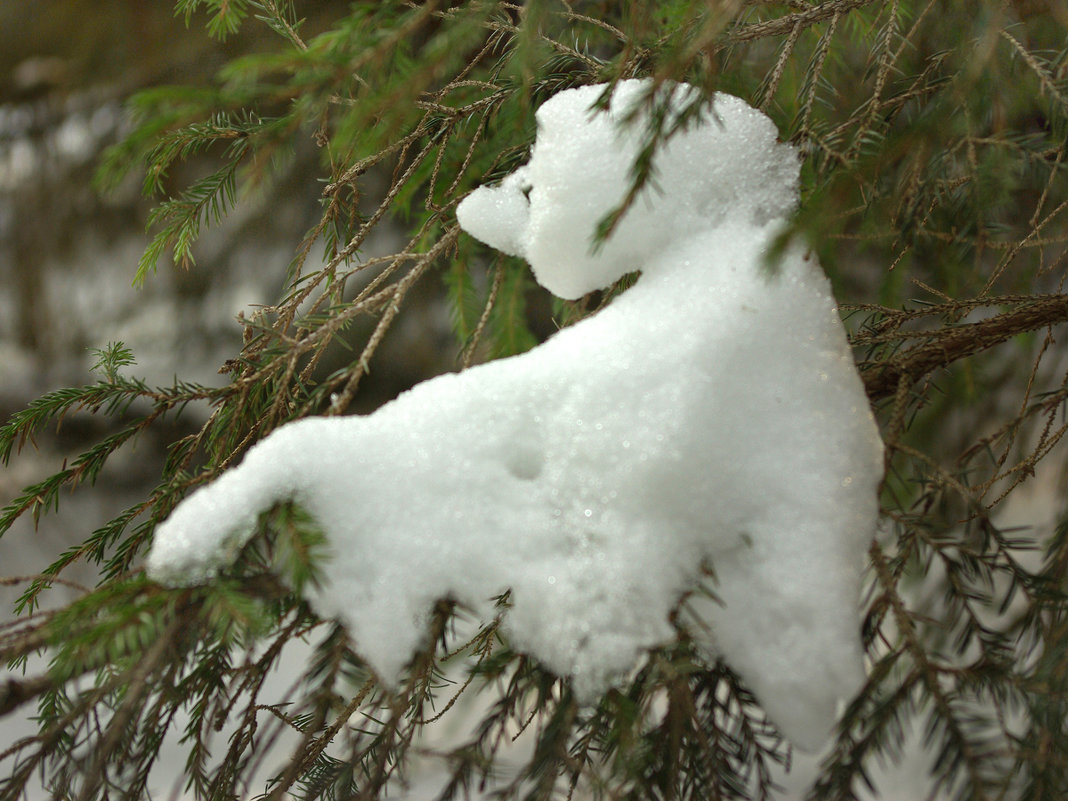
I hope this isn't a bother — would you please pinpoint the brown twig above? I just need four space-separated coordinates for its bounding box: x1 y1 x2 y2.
0 675 55 718
724 0 877 44
861 294 1068 401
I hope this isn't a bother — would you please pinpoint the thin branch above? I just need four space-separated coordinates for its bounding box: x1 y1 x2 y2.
724 0 878 44
861 294 1068 401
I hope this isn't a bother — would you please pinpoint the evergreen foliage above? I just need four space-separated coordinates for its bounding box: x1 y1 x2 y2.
3 1 1068 798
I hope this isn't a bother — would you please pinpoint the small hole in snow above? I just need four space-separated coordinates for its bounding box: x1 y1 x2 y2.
506 454 542 480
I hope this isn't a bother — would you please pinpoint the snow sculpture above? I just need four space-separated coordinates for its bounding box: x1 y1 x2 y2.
147 80 884 753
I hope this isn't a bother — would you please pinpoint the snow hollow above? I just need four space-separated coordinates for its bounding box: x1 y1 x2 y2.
146 79 884 752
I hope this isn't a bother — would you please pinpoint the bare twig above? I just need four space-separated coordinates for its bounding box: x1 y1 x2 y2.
861 294 1068 400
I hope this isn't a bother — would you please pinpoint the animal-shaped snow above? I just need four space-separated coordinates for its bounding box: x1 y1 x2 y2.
147 80 884 753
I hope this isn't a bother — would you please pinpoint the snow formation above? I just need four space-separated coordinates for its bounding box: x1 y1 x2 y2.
147 80 884 753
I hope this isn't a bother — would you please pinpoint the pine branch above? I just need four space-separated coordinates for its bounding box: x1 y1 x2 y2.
0 676 54 718
724 0 878 44
860 294 1068 401
6 2 1068 798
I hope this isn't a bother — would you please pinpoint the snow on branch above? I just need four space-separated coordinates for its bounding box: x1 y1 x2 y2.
146 80 884 753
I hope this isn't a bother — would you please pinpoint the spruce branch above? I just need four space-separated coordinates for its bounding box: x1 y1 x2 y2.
859 294 1068 401
0 676 54 718
724 0 878 45
5 2 1068 798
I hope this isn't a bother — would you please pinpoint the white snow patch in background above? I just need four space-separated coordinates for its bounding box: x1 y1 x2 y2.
147 80 883 753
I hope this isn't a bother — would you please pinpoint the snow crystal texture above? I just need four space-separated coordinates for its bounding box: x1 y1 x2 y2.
147 80 884 753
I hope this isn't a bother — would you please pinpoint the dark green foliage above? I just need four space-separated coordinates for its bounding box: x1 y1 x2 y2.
4 1 1068 799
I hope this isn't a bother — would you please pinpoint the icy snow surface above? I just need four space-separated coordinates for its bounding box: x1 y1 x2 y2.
147 80 884 752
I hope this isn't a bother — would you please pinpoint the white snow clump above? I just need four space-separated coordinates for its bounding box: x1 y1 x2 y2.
147 79 884 753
